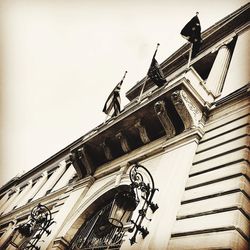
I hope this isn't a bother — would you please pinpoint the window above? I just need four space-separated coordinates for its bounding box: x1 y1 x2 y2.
69 201 127 250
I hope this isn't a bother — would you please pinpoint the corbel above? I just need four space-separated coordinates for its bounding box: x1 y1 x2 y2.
116 131 131 153
171 89 202 130
100 139 113 161
154 100 176 139
134 119 150 144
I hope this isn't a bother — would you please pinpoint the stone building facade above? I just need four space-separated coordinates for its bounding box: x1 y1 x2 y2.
0 3 249 250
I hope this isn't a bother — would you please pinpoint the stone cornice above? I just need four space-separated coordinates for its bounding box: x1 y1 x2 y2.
213 83 250 107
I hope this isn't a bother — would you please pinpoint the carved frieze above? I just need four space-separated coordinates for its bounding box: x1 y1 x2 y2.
154 101 176 139
171 89 202 130
134 120 150 144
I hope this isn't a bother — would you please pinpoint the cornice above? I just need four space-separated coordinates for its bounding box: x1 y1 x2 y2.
213 83 250 107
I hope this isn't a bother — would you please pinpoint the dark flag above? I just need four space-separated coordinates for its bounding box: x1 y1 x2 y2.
102 71 127 117
181 13 202 58
147 49 167 87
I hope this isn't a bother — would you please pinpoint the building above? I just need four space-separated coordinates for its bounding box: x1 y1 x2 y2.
0 3 249 250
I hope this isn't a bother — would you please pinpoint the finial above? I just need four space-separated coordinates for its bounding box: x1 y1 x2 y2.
196 12 199 15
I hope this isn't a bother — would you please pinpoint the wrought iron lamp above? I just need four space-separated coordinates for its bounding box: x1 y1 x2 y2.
17 203 54 250
108 163 159 245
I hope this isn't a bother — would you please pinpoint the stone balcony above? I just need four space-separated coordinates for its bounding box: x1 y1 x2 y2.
69 67 213 178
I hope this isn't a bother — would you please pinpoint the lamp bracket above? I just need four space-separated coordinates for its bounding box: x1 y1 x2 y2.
127 163 159 245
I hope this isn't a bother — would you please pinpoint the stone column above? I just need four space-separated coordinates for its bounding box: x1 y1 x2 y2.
33 162 67 200
51 164 77 192
0 191 11 208
0 187 20 215
206 45 231 96
0 221 16 248
17 172 48 207
5 180 33 213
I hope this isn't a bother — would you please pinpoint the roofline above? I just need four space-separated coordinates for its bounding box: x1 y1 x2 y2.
125 2 250 99
1 3 249 192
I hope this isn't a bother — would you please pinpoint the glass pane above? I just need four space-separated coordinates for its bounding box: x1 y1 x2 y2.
69 201 127 250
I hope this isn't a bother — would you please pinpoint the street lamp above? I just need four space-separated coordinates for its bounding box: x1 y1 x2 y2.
17 203 54 250
108 189 138 228
108 163 159 245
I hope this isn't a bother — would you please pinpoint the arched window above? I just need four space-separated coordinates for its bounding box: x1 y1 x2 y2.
69 200 128 250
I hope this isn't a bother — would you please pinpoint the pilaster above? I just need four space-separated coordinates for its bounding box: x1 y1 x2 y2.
51 164 77 192
5 180 33 213
18 171 48 207
0 221 16 248
33 162 66 200
0 187 20 215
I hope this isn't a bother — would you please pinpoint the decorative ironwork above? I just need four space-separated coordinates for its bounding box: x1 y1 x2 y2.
69 202 126 250
18 203 54 250
127 163 159 245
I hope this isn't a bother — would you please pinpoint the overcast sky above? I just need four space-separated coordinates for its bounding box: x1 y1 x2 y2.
0 0 247 187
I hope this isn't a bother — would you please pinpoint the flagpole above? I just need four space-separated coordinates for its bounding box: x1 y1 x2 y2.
104 71 127 123
138 43 160 103
186 43 193 72
184 11 199 73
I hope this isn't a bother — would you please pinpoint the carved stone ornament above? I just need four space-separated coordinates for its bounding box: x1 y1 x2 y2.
70 146 94 177
116 131 131 153
100 140 113 160
154 100 176 139
171 89 202 130
77 146 94 175
134 120 150 144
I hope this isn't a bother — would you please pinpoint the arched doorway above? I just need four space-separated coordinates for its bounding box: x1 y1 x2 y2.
68 185 131 250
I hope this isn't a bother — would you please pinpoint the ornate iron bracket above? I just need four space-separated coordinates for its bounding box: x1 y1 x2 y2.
127 163 159 245
18 203 55 250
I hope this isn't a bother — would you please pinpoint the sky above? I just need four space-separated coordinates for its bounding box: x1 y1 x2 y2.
0 0 247 187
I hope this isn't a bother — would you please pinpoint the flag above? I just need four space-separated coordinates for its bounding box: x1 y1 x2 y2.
181 14 202 57
147 56 167 88
102 81 122 117
102 72 127 117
